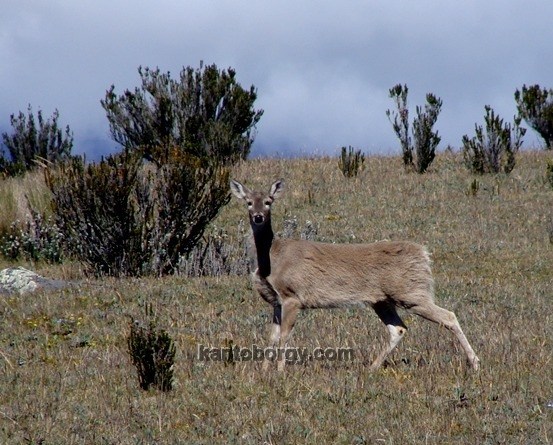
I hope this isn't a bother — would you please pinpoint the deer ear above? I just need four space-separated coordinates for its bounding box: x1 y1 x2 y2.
230 179 250 200
269 179 285 200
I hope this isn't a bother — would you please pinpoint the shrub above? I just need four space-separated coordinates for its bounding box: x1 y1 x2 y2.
46 63 261 277
387 84 411 167
0 210 64 264
338 146 365 177
515 84 553 149
386 84 442 173
413 94 442 173
101 63 263 164
128 313 176 392
46 149 230 276
178 224 251 277
462 106 526 174
1 105 73 176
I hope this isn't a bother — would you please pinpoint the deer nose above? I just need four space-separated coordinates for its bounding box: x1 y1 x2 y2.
253 214 265 224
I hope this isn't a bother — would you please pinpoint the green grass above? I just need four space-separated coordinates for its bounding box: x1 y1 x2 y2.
0 151 552 444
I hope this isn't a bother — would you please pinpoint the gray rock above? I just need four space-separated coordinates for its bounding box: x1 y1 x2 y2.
0 267 68 295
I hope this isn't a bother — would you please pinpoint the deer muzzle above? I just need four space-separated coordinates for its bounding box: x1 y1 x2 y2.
252 213 265 225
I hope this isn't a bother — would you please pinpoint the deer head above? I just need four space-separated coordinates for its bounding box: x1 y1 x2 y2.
230 179 285 230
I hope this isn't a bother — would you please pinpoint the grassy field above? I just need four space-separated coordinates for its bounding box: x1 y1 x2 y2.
0 151 552 444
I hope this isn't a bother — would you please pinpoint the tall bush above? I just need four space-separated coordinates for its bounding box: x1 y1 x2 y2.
514 84 553 149
386 84 442 173
462 106 526 174
46 149 229 276
101 63 263 164
1 105 73 176
47 63 261 276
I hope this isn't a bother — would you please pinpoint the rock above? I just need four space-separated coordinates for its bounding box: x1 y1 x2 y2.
0 267 69 295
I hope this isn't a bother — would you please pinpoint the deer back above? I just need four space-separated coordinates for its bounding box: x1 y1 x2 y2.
266 238 434 309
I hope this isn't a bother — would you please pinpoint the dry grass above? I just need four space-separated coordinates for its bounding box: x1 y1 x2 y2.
1 151 552 444
0 169 52 233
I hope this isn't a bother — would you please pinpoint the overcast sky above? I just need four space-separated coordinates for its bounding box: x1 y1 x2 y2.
1 1 551 159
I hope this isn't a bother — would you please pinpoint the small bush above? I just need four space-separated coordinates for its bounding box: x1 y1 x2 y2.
462 106 526 174
128 314 176 392
386 84 442 173
1 105 73 177
338 146 365 178
0 210 64 263
413 94 442 173
515 84 553 149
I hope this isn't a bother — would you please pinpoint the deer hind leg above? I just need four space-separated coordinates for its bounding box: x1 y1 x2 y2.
370 302 408 370
411 302 480 370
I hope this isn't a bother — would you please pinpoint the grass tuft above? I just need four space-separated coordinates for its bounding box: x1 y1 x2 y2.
127 313 176 392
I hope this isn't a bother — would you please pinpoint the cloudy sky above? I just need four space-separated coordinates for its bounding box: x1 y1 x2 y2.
1 0 551 159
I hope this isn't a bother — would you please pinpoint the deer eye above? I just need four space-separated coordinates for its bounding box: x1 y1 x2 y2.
247 201 253 207
264 200 272 206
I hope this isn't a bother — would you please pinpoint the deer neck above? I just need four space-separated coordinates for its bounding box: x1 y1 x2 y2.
251 218 274 278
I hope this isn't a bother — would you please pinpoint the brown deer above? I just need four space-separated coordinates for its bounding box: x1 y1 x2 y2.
230 179 480 371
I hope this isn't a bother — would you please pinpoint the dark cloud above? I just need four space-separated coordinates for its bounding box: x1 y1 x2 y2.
1 1 550 160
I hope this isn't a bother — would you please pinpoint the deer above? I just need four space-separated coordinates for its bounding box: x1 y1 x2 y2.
230 179 480 372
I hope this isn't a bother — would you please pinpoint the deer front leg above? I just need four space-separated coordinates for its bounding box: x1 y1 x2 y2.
262 304 282 371
276 299 301 371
